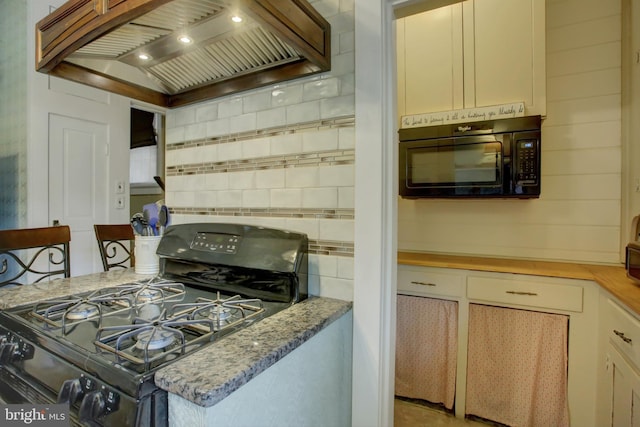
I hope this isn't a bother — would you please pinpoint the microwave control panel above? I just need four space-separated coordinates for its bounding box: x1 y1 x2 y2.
514 139 539 185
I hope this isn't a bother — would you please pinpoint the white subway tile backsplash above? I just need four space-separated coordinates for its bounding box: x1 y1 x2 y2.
339 31 355 54
166 127 185 145
173 108 196 126
242 137 271 159
284 218 320 240
217 141 243 161
270 133 303 155
228 171 256 190
286 100 321 124
242 189 271 207
216 190 242 207
271 85 303 107
338 127 355 149
218 97 243 118
331 52 355 77
318 219 353 241
318 164 354 187
164 0 356 307
184 122 207 141
286 167 319 188
314 254 338 277
303 188 338 208
194 191 218 208
338 187 355 209
327 8 354 34
257 107 286 129
171 191 196 207
271 188 302 207
337 256 354 280
243 91 271 113
229 113 257 134
302 128 339 152
320 94 355 119
206 119 230 138
313 276 353 300
204 173 230 190
303 78 340 101
195 104 218 122
256 169 285 189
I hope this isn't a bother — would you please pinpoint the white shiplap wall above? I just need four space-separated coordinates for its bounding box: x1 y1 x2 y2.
397 0 623 264
164 0 356 301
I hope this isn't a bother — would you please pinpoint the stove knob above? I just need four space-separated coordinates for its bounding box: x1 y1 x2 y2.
57 378 84 405
0 341 18 364
79 390 106 426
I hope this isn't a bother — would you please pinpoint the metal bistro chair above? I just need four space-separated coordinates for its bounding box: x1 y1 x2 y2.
0 225 71 287
93 224 135 271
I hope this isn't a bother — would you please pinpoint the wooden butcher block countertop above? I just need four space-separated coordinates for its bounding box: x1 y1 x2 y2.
398 251 640 316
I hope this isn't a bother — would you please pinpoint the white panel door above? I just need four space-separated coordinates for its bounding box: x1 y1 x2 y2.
49 114 108 276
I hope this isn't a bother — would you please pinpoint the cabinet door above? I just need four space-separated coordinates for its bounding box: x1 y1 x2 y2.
468 0 546 114
609 345 640 427
397 4 464 117
395 295 458 410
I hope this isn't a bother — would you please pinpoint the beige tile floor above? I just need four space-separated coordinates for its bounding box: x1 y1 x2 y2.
394 399 491 427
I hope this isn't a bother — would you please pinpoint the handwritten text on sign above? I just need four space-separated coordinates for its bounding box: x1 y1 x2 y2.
401 102 525 128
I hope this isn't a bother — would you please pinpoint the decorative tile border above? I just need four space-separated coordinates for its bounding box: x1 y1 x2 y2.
166 149 354 176
167 115 355 150
309 239 354 257
170 207 354 220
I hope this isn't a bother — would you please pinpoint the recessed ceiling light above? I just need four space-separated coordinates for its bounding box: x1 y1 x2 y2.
231 15 243 23
178 35 192 44
138 53 151 60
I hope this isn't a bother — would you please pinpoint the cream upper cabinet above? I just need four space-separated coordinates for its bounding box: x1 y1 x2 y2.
396 0 546 119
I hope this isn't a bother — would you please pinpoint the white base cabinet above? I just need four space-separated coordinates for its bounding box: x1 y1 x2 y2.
598 295 640 427
397 265 599 426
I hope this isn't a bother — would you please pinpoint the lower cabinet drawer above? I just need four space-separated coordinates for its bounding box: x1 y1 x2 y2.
607 299 640 368
397 267 464 298
467 275 583 312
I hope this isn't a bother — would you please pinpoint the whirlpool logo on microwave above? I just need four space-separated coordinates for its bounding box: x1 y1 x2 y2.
0 405 68 426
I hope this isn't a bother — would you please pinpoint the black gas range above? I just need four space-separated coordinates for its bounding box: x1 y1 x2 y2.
0 223 308 426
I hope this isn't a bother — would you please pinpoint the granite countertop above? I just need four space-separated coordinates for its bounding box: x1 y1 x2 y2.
398 251 640 315
0 270 352 408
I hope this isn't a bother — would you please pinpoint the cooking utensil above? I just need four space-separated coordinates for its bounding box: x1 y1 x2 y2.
158 205 168 235
130 214 145 236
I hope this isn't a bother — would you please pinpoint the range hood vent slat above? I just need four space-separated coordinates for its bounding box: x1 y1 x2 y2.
36 0 331 108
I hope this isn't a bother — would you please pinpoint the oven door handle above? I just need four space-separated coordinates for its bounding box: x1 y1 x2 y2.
57 378 83 405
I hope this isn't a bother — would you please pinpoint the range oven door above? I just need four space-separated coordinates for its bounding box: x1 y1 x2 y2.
0 318 166 427
399 135 506 198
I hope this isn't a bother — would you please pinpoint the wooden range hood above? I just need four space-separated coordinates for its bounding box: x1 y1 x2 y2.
36 0 331 108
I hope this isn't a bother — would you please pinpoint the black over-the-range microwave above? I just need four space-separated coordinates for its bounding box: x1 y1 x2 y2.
398 115 542 198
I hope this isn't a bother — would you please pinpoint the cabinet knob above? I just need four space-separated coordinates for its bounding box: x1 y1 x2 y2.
614 329 633 344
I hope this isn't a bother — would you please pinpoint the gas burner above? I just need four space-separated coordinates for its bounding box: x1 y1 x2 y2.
31 290 133 331
169 293 266 332
137 304 162 321
209 306 233 323
65 303 100 320
115 278 186 307
135 288 163 304
95 311 216 368
134 328 178 351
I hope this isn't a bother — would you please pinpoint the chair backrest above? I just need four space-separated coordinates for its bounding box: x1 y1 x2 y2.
0 225 71 287
93 224 135 271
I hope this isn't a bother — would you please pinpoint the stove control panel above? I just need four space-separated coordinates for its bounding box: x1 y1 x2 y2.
0 332 34 363
191 232 241 254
